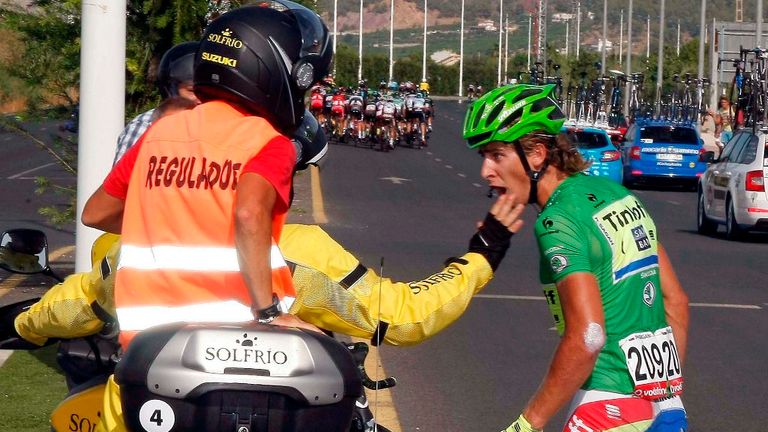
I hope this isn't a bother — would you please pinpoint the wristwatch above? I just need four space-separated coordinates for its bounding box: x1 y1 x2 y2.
251 294 282 324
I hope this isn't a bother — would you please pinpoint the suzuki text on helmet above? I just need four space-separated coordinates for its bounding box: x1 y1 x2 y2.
194 0 332 134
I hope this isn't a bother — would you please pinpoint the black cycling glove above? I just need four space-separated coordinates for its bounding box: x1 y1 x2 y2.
468 212 514 271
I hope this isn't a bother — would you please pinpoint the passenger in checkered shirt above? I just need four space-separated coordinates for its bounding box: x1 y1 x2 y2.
112 42 200 165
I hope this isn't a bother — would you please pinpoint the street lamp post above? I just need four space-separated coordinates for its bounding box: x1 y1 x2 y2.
498 0 503 86
624 0 633 116
332 0 338 76
528 13 532 70
601 0 607 76
358 0 363 82
619 9 624 65
504 13 509 83
576 2 581 59
646 15 650 59
422 0 428 82
459 0 464 97
698 0 706 80
388 0 394 82
655 0 666 115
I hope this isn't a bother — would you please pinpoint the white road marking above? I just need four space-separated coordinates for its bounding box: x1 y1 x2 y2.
7 162 57 179
12 176 71 181
445 165 453 169
435 158 442 162
475 294 762 309
380 176 412 185
688 302 761 310
458 173 467 178
667 200 680 205
472 183 483 188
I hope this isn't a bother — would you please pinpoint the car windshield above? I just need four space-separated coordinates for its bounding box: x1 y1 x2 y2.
639 126 698 144
571 131 609 149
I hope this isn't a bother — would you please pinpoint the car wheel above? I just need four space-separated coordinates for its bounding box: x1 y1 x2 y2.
725 197 745 241
697 190 718 235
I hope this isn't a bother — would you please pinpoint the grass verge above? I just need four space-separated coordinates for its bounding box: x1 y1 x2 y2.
0 345 68 432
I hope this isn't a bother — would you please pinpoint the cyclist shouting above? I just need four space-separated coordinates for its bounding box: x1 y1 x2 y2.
463 84 690 432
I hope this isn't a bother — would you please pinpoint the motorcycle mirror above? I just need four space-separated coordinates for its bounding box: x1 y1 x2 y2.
0 229 50 276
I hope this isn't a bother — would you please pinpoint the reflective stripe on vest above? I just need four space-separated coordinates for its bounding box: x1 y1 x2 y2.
119 244 288 272
116 296 296 333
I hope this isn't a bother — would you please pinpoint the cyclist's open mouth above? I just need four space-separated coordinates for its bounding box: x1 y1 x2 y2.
490 186 507 197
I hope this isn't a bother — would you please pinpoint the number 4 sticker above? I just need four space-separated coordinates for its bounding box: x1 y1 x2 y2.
139 399 176 432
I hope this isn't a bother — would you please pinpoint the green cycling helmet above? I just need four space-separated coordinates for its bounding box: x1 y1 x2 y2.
463 84 565 149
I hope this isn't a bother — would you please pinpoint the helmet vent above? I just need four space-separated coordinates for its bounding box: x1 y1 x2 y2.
548 107 566 120
518 89 540 100
486 101 506 124
467 131 493 147
531 98 552 113
498 108 523 133
472 104 486 129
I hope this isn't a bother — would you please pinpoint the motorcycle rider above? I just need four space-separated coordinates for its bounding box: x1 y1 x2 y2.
81 3 333 430
463 84 689 432
113 41 200 164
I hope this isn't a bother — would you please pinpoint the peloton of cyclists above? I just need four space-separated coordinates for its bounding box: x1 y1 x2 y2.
312 77 433 149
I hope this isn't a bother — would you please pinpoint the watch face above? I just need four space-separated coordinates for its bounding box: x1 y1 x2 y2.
295 62 315 90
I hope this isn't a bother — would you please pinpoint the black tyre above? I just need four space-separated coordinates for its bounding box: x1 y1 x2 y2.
725 197 745 240
697 190 718 235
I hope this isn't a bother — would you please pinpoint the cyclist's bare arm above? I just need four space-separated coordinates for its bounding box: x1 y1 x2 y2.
658 243 689 365
521 272 605 430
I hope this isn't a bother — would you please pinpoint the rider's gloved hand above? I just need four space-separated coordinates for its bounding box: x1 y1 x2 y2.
501 414 542 432
468 194 524 271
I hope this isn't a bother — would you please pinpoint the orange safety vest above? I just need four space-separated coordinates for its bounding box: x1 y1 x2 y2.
115 101 295 347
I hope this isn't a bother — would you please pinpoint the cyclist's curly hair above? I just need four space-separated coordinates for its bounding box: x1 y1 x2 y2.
516 133 591 175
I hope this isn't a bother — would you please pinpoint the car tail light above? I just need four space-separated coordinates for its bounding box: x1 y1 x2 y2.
630 146 641 160
601 150 621 162
745 170 765 192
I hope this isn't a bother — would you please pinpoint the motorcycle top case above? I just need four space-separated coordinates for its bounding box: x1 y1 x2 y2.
116 322 363 432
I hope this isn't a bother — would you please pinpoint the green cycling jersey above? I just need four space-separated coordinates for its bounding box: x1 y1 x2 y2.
535 174 682 398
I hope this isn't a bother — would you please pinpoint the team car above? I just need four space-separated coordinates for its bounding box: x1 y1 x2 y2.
697 128 768 239
562 126 623 183
621 120 708 189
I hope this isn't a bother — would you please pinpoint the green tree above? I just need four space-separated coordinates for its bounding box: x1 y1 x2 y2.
0 0 81 112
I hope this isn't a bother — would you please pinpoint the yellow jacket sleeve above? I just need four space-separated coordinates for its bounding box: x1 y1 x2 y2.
281 224 493 346
14 238 119 346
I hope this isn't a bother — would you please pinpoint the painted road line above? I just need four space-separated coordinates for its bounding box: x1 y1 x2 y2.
458 173 467 178
7 162 57 179
688 302 762 310
445 165 453 169
351 337 402 432
310 165 328 224
472 183 483 188
475 294 762 309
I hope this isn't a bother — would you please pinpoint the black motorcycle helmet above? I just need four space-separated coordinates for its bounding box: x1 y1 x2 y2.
157 41 199 98
194 1 332 134
292 109 328 171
